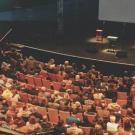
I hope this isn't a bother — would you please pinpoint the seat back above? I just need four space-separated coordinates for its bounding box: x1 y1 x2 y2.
42 79 51 89
48 108 59 124
34 77 43 87
56 74 64 82
36 106 48 118
52 82 61 90
39 71 48 79
19 92 28 103
117 99 127 107
132 100 135 110
85 113 96 123
117 92 127 100
25 75 35 85
59 111 70 122
97 109 110 118
48 73 56 81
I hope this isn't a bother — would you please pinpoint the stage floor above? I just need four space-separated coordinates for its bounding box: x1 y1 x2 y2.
17 37 135 66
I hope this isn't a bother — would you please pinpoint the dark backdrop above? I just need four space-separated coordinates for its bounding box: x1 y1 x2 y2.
0 0 135 44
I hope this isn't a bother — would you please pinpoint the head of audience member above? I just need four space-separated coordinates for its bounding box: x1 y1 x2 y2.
127 107 133 116
64 60 69 65
110 115 116 123
28 115 37 125
40 86 46 92
124 119 132 132
48 58 55 65
75 75 80 81
112 97 117 103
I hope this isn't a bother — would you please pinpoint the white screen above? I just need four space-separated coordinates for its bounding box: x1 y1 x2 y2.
99 0 135 23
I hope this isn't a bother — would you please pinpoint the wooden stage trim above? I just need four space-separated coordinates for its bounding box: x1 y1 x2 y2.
87 37 109 45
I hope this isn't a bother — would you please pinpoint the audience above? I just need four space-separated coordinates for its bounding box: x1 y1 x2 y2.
0 46 134 134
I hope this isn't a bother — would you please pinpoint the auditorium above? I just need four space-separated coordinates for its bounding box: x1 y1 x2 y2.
0 0 134 134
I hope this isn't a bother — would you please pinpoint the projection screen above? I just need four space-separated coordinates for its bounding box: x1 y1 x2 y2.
98 0 135 23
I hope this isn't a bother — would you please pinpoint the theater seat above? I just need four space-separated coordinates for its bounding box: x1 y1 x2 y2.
59 111 70 123
48 108 59 124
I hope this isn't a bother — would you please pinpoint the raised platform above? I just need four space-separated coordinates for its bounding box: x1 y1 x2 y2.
87 37 109 46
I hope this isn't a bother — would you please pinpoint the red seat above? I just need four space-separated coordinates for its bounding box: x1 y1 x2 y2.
36 106 48 119
65 85 72 89
25 84 34 90
117 99 127 107
97 109 110 118
48 73 57 81
34 77 43 87
85 113 96 123
56 74 64 82
48 108 59 124
59 111 70 122
39 71 48 79
52 82 61 90
117 92 127 100
70 94 78 100
42 79 51 89
132 100 135 110
25 75 35 85
73 86 80 92
19 92 28 103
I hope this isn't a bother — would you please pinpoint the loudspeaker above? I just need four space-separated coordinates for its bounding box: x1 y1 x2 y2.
116 51 127 58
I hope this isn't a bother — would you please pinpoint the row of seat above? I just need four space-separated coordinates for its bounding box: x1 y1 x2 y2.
17 80 131 111
19 73 129 99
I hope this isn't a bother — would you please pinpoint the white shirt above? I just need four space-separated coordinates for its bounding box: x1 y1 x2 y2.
107 122 119 133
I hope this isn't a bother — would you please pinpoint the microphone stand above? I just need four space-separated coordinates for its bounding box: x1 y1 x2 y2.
0 28 12 49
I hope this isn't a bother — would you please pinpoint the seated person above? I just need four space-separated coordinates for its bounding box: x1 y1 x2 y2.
13 116 26 128
26 115 42 132
53 120 66 135
123 119 133 135
85 103 96 114
107 115 119 134
93 90 104 100
66 111 81 126
66 122 83 135
71 101 83 112
2 88 13 100
107 97 121 113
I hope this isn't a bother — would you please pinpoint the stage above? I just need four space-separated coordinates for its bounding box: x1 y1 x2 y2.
11 36 135 66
